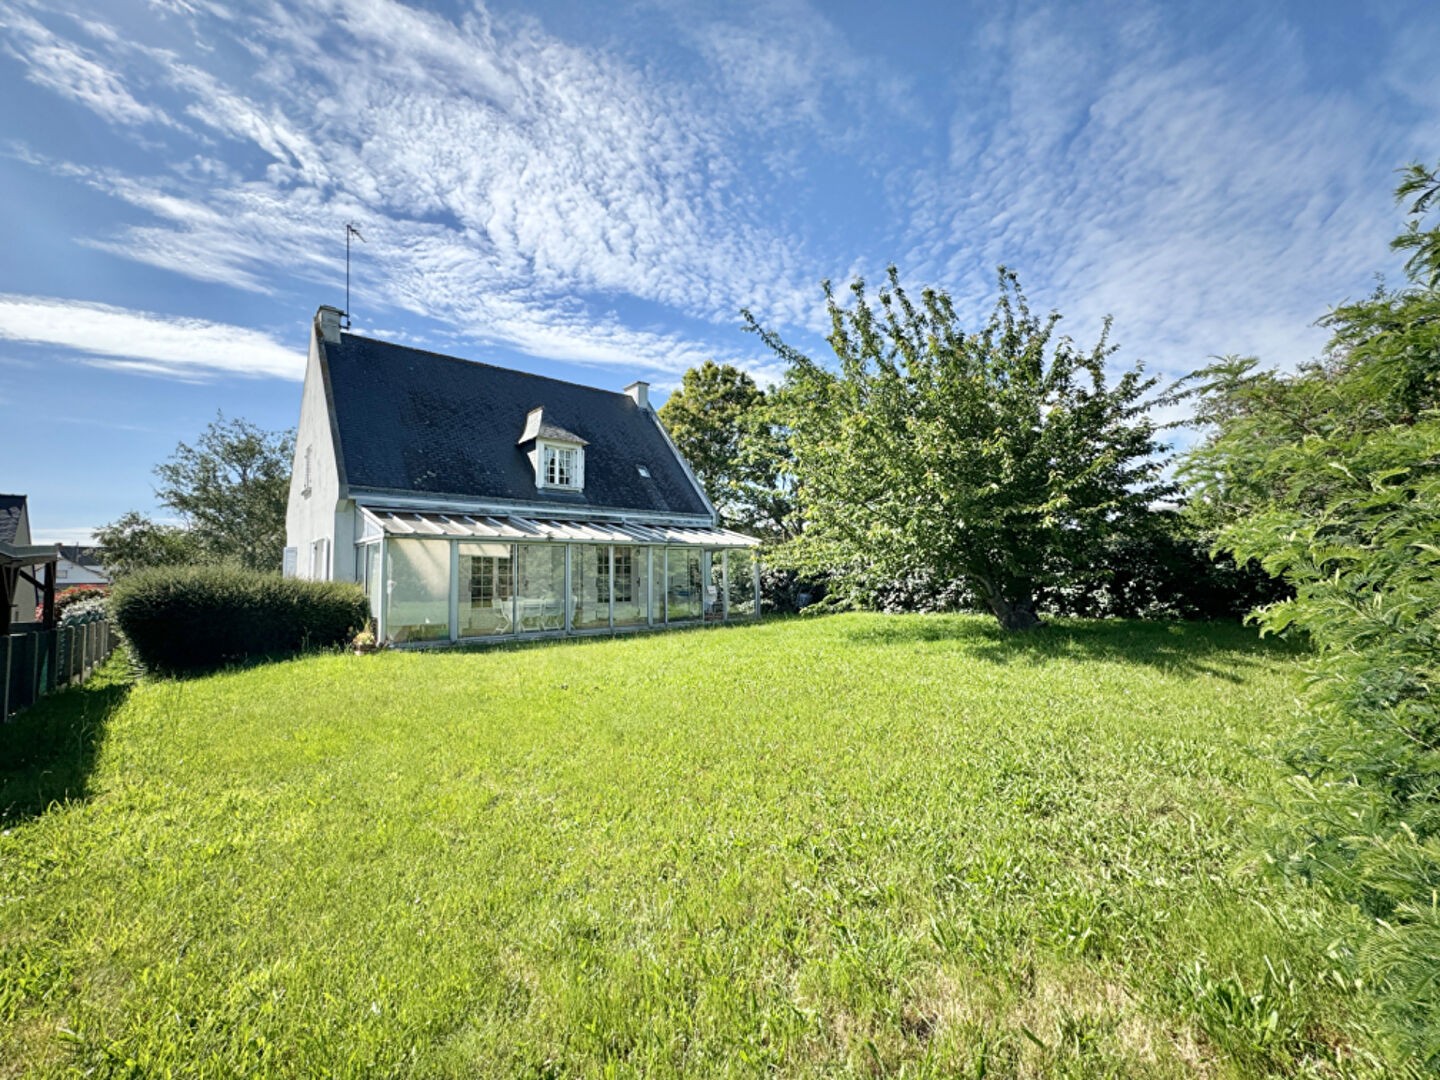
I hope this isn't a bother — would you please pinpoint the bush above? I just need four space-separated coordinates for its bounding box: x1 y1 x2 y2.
111 565 369 675
1037 515 1290 621
1177 160 1440 1069
60 596 109 625
758 566 827 614
35 584 109 623
837 511 1286 621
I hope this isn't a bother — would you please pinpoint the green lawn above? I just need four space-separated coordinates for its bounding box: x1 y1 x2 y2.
0 615 1379 1078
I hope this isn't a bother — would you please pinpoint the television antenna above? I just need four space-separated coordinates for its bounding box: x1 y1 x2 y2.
344 222 365 329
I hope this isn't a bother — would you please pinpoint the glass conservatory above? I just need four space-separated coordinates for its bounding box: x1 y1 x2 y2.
355 509 761 646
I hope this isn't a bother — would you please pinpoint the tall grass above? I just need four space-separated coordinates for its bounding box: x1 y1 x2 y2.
0 615 1388 1077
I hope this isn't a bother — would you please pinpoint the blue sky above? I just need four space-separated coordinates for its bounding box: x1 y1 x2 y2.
1 0 1436 543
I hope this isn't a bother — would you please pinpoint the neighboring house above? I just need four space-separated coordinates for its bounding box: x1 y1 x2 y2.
285 306 760 645
0 494 58 633
1 495 38 627
53 545 110 590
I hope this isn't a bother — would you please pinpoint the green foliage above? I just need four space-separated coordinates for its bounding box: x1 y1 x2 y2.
657 360 793 536
0 615 1383 1075
95 414 293 576
1039 510 1289 621
746 267 1175 630
1181 161 1440 1069
110 564 368 675
154 413 293 571
94 509 201 578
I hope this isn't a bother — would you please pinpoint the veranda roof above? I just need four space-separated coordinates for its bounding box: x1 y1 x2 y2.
361 508 759 548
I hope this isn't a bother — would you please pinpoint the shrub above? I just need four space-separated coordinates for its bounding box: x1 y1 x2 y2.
111 565 369 675
60 596 109 625
758 566 827 614
35 584 109 623
1179 161 1440 1069
1037 514 1290 620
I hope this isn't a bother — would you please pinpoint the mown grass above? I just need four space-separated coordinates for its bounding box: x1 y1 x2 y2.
0 614 1384 1077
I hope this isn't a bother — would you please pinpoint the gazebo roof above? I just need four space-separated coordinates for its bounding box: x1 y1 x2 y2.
0 541 59 569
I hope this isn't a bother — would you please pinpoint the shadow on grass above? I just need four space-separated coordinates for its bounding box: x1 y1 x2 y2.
0 656 133 824
842 615 1304 682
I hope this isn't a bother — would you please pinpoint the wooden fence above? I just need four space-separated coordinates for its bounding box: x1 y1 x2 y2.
2 617 116 721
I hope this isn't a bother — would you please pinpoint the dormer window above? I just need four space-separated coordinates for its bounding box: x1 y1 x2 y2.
543 443 582 490
519 406 588 493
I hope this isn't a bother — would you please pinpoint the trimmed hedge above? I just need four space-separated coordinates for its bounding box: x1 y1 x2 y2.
111 565 369 675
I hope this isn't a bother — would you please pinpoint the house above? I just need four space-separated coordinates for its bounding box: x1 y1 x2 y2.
284 306 760 645
1 494 58 634
53 545 110 590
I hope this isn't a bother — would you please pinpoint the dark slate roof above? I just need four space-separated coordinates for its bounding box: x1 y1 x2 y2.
0 494 26 546
57 545 105 568
323 334 712 518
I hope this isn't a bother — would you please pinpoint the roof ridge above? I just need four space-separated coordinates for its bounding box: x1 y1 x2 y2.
339 331 636 401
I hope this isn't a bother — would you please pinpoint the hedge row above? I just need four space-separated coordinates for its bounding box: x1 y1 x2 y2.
110 565 369 675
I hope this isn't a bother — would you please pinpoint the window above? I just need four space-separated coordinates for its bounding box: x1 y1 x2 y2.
460 541 513 638
540 443 583 490
613 545 647 627
469 550 513 606
613 546 633 603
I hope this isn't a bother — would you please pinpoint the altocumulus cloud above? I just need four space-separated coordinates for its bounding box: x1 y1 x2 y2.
0 295 303 380
3 0 824 378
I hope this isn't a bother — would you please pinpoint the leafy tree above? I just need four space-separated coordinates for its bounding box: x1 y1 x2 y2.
746 267 1174 630
97 415 294 576
95 510 201 578
658 360 793 536
1180 163 1440 1068
154 414 294 571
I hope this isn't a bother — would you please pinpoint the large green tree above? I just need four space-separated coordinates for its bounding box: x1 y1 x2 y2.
94 511 201 578
658 360 793 536
98 414 294 575
747 267 1173 630
1180 163 1440 1068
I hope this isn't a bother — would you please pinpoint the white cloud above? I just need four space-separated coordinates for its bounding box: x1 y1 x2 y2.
0 295 304 380
899 4 1414 383
7 0 832 384
0 9 168 126
5 0 1432 403
31 525 100 546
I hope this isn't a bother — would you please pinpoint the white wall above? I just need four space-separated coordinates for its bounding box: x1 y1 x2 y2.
8 504 38 625
284 324 355 580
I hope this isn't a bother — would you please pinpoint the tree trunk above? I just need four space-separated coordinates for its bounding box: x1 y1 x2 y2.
988 594 1043 632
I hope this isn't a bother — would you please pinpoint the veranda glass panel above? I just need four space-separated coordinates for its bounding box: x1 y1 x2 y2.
572 543 610 629
704 549 725 620
650 548 664 623
385 538 450 643
612 545 647 626
726 548 757 617
459 542 514 637
516 544 566 632
666 546 702 621
363 543 381 621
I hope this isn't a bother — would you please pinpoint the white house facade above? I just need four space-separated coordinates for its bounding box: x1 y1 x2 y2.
284 306 760 645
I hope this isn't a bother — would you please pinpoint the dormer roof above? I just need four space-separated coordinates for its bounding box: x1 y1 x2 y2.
517 407 589 447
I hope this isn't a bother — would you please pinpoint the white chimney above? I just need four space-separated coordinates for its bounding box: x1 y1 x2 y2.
316 305 344 344
623 380 650 409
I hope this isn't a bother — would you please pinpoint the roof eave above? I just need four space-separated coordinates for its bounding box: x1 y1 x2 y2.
348 487 716 527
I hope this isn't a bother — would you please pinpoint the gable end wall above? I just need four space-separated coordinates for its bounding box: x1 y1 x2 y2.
285 329 354 579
